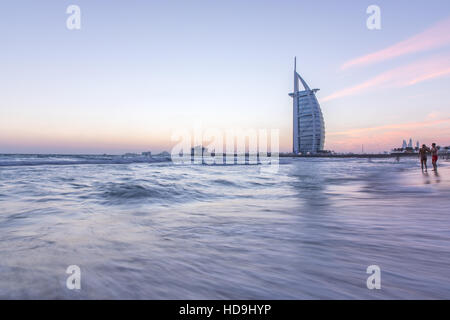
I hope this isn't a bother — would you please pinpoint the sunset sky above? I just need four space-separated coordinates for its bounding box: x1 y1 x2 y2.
1 0 450 154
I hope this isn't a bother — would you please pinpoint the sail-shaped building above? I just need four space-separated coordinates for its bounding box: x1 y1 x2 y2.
289 58 325 154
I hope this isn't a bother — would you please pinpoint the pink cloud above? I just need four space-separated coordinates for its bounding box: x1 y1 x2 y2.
406 67 450 86
329 118 450 137
341 17 450 70
322 55 450 102
327 118 450 152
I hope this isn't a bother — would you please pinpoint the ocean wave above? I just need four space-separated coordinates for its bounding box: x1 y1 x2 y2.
0 154 172 167
99 183 172 202
212 179 238 186
94 181 211 205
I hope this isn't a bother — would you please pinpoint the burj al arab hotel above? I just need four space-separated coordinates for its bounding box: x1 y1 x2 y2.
289 58 325 154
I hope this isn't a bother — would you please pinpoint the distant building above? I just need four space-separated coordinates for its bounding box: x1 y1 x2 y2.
394 138 422 153
408 138 413 148
289 57 325 154
123 153 139 157
157 151 171 157
397 138 420 152
402 140 407 149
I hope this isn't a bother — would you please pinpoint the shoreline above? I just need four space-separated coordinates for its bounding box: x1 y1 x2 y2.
1 153 449 161
279 153 450 159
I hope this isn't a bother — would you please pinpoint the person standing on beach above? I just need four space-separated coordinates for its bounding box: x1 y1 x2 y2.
431 143 439 171
419 144 430 172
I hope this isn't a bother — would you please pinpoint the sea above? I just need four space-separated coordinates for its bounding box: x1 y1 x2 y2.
0 154 449 299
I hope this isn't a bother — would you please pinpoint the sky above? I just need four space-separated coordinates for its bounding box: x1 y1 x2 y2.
1 0 450 154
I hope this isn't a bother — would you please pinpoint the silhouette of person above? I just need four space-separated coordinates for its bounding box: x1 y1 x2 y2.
419 144 430 172
431 143 439 171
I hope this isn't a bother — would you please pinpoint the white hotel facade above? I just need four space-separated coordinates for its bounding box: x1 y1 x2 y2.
289 58 325 154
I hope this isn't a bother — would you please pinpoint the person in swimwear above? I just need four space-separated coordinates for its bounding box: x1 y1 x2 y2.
431 143 439 171
419 144 430 172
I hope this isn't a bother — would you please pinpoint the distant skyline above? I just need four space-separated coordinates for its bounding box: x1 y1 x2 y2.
1 0 450 154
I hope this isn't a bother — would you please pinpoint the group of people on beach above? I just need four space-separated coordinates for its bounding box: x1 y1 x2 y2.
418 143 439 172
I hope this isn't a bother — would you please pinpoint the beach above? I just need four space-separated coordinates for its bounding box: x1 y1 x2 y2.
0 155 449 299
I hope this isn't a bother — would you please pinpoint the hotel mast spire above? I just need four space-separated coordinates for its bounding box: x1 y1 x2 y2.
294 57 299 93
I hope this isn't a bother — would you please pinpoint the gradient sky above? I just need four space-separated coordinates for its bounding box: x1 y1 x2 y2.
1 0 450 154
